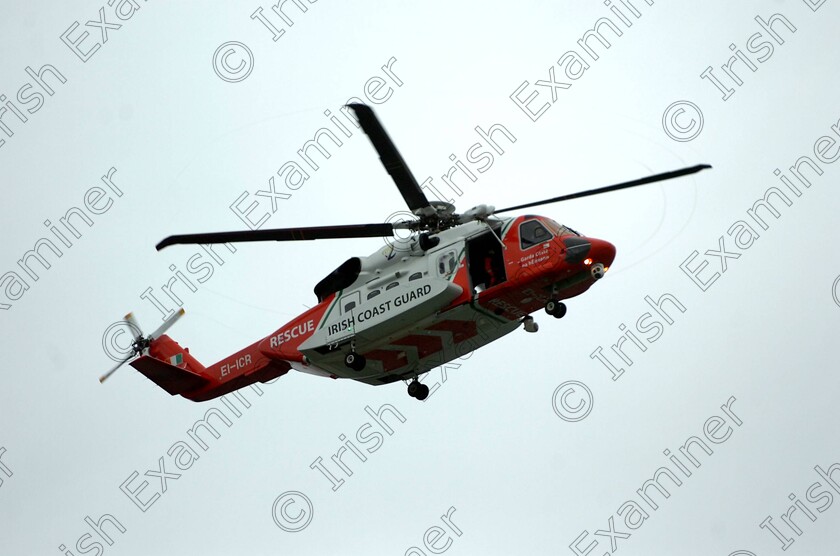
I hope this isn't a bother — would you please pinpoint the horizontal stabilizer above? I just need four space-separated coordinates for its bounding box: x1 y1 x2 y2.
130 356 209 396
186 360 291 402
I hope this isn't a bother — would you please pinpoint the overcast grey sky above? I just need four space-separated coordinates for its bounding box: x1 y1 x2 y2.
1 1 839 555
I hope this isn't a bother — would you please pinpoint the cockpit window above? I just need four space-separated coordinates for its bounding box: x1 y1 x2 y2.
543 219 562 234
519 220 553 249
544 218 582 237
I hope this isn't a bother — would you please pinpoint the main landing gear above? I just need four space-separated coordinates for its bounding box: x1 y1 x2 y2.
545 299 567 319
407 379 429 401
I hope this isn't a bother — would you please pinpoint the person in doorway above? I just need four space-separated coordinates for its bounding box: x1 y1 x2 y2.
484 248 497 288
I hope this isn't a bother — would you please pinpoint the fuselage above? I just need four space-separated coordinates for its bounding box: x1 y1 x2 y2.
254 214 616 385
134 102 707 402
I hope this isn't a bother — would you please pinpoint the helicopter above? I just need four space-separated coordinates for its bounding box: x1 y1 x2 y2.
100 104 710 401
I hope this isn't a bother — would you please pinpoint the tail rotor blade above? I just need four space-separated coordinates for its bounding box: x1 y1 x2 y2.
99 354 134 383
124 312 143 338
150 308 185 339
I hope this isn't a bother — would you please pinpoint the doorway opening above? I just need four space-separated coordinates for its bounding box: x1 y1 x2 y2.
466 231 506 292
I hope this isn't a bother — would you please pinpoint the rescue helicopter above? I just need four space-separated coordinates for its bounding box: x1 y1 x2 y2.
100 104 710 401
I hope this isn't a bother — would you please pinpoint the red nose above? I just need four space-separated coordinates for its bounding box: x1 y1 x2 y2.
589 238 616 267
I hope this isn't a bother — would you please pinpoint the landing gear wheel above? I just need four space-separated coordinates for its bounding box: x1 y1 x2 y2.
415 383 430 401
545 300 567 319
407 380 429 400
407 381 420 397
344 352 366 371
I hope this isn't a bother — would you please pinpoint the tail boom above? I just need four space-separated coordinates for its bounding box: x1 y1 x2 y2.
130 334 291 402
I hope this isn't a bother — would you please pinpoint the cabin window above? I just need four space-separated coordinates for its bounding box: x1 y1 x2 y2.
437 251 457 276
409 272 423 281
519 220 553 250
367 290 381 300
340 291 361 314
386 281 399 290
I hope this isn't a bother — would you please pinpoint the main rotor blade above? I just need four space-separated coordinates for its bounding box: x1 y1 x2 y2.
347 104 432 215
156 223 396 250
494 164 712 214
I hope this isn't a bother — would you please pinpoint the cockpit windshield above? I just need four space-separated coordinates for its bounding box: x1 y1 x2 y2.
544 218 581 237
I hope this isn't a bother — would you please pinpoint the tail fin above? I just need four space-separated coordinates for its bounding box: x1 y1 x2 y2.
148 334 206 374
130 334 209 396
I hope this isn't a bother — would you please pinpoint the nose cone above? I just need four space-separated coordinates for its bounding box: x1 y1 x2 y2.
562 236 592 263
589 238 616 268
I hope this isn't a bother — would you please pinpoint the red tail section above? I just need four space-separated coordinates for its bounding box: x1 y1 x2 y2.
130 334 291 402
149 334 207 374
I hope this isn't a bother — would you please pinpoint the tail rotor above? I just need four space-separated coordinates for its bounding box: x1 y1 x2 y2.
99 309 185 383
